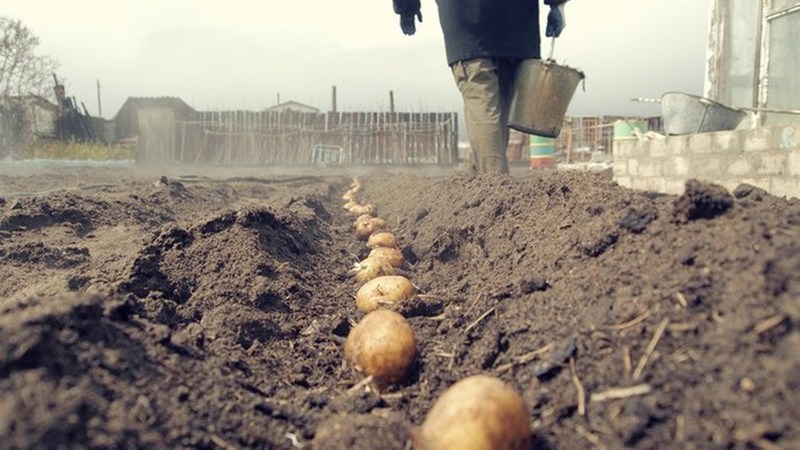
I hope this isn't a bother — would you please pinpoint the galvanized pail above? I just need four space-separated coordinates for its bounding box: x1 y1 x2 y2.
661 92 747 135
509 59 584 138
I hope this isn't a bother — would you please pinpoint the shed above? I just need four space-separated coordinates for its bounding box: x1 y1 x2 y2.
112 97 195 164
113 97 195 140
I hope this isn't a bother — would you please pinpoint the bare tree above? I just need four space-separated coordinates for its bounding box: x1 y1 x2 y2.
0 16 59 99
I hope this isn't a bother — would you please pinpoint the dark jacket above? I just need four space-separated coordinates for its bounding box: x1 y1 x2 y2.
394 0 566 65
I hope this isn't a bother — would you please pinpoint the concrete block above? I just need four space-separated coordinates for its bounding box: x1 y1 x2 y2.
757 152 789 176
691 155 724 178
788 149 800 176
667 135 689 156
664 156 691 177
713 130 741 153
635 141 650 156
612 142 625 158
743 126 772 152
613 161 628 177
638 161 663 177
631 177 667 193
613 141 635 158
649 139 668 158
771 177 800 200
688 133 714 154
664 178 689 195
727 156 753 176
611 152 628 166
628 159 639 176
665 156 691 179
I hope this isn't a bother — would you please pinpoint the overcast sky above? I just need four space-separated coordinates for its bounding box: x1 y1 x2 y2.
6 1 710 119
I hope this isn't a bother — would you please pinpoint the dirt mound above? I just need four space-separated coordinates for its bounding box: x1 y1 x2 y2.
0 168 798 449
357 171 800 448
123 204 330 340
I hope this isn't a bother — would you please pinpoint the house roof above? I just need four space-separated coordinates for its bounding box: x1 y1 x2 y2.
1 94 59 112
264 101 320 113
113 97 195 121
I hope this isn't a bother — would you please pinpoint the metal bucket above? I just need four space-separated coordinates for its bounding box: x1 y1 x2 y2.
661 92 747 135
509 59 585 138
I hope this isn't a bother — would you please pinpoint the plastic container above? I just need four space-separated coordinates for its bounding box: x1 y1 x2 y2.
509 59 585 138
613 120 648 142
661 92 746 135
530 135 555 169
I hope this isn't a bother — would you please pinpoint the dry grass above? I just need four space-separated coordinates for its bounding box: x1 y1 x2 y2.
23 141 133 161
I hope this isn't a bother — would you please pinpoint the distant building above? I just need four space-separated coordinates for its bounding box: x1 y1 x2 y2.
112 97 195 163
113 97 195 140
264 101 320 114
0 95 60 157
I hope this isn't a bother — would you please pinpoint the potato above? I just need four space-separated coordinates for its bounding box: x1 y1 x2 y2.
355 217 386 240
355 275 414 312
354 213 375 225
351 257 396 284
345 309 416 388
367 232 397 249
413 375 531 450
368 246 404 268
342 189 357 202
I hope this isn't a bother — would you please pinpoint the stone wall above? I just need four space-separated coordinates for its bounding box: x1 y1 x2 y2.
613 123 800 199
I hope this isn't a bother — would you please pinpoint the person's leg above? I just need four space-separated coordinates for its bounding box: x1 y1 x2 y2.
451 58 509 174
497 58 521 155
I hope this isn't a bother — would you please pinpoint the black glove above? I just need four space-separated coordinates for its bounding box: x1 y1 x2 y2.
545 4 566 38
400 10 423 35
394 0 422 35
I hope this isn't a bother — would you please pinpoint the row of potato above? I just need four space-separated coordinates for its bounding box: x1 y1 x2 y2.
336 177 533 450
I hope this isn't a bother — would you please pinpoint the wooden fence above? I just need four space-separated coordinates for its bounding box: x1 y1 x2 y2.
164 110 458 165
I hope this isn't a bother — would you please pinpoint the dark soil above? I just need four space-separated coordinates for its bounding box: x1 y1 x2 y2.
1 166 798 449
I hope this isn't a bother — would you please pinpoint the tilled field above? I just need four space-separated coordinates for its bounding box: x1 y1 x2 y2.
0 166 798 449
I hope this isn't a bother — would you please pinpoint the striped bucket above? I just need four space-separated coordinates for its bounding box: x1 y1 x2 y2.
530 135 556 169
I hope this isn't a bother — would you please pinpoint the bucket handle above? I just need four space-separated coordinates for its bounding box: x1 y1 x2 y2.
547 37 556 61
545 37 587 92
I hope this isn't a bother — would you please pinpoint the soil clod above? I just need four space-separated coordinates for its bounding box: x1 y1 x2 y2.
672 179 734 222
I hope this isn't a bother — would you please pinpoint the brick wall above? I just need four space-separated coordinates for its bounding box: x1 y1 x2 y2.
613 124 800 199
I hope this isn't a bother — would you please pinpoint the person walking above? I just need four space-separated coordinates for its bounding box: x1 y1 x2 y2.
393 0 568 174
